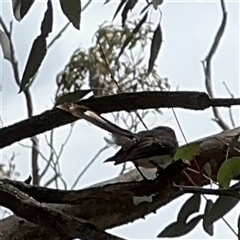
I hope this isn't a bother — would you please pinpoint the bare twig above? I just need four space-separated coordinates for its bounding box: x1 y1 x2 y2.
48 22 71 49
39 131 56 180
202 0 229 130
71 144 109 189
223 81 236 128
96 36 149 131
175 184 240 199
40 128 72 189
0 15 40 184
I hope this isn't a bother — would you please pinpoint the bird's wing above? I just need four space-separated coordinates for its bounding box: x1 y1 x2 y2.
57 103 135 145
126 137 175 160
105 136 176 165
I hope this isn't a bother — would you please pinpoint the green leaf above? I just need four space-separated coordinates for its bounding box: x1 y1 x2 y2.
60 0 81 30
157 215 203 238
19 36 46 92
140 2 151 14
147 23 162 75
203 199 214 236
112 0 127 21
204 196 239 226
174 142 200 161
203 162 212 178
41 0 53 38
177 194 201 223
103 0 112 5
121 0 138 27
55 89 92 105
20 0 35 20
19 0 53 93
217 157 240 188
12 0 35 21
0 30 11 61
118 12 148 58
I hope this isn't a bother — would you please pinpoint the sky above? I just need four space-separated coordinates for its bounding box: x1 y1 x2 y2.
0 0 239 239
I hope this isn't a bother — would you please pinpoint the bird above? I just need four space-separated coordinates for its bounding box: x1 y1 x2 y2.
57 103 178 179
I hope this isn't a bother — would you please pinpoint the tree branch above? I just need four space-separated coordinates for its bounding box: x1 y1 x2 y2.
202 0 229 130
0 91 240 149
175 184 240 199
0 126 239 240
0 181 125 240
0 15 40 184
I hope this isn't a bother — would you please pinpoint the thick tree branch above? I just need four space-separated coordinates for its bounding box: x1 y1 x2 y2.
1 160 188 205
0 127 239 239
0 181 125 240
1 91 240 149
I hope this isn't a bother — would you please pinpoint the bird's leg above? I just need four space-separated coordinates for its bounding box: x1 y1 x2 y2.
134 163 149 181
149 160 163 177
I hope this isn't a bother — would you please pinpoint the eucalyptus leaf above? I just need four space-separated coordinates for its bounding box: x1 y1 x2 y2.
12 0 21 21
140 2 151 14
60 0 81 30
121 0 138 27
157 215 203 238
203 199 214 236
19 36 46 92
103 0 112 5
55 90 92 105
204 196 239 226
19 0 52 92
177 194 201 223
0 30 11 61
217 157 240 188
12 0 34 21
174 142 200 161
147 23 162 74
41 0 53 38
203 162 212 178
20 0 35 20
112 0 127 21
118 12 148 58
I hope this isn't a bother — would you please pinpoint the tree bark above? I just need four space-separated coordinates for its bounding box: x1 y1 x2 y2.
0 127 239 240
1 91 240 149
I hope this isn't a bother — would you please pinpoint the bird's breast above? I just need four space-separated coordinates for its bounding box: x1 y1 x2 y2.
134 155 173 169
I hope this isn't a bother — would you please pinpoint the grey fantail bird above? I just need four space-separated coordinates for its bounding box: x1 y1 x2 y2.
57 103 178 177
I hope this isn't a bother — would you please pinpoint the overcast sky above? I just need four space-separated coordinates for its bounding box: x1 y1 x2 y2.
0 0 239 239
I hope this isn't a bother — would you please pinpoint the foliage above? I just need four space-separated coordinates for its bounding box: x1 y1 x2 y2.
55 21 168 98
55 20 169 131
0 0 239 239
